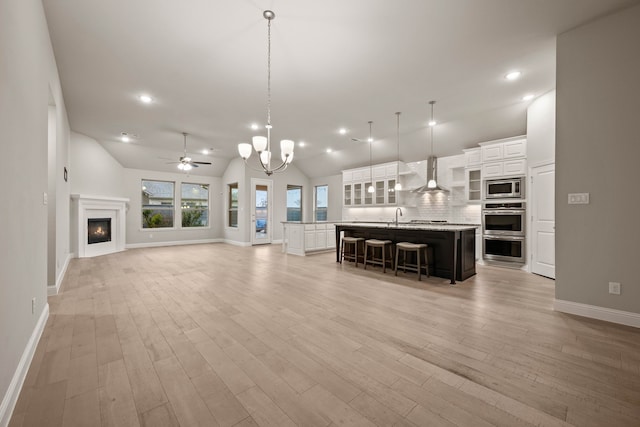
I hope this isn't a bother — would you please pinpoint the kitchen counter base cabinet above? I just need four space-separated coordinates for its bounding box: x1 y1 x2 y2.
283 222 336 256
335 225 476 284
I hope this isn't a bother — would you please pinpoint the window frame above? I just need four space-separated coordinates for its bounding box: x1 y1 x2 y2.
314 184 328 222
228 182 239 228
286 184 303 222
141 179 176 230
180 182 210 228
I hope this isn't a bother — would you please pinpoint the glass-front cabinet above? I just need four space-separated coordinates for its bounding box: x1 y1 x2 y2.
364 182 373 205
342 161 403 207
344 183 352 206
466 168 481 202
387 179 397 204
375 181 385 204
353 183 362 205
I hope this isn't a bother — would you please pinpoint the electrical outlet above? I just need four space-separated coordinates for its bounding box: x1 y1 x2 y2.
31 297 36 314
609 282 621 295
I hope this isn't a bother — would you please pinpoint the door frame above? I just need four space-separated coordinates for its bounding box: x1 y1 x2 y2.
251 178 273 246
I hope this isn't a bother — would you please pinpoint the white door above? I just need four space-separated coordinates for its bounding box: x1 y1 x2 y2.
251 178 273 245
530 163 555 278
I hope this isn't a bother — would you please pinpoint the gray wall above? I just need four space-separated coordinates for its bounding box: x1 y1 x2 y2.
124 169 223 246
556 4 640 313
526 90 556 167
0 0 71 419
70 131 125 197
310 174 343 222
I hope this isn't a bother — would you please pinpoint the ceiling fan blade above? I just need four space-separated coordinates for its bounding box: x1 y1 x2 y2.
192 161 212 165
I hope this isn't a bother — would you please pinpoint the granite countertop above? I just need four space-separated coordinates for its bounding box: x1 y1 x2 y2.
336 222 479 231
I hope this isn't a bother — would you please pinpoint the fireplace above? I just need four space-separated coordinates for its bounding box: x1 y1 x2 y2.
72 194 129 258
88 218 112 244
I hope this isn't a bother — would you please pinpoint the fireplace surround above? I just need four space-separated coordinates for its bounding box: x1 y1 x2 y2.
71 194 129 258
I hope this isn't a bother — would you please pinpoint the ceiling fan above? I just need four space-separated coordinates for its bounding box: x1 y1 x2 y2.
170 132 211 171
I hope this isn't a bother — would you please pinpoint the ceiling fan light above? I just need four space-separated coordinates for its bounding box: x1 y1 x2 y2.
253 136 268 152
177 163 184 170
238 143 252 159
280 139 294 156
183 163 193 171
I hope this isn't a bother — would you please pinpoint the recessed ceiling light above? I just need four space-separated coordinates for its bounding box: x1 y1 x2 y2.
251 123 259 130
138 94 153 104
428 120 437 127
326 148 333 153
120 132 136 143
298 141 305 147
201 149 209 155
505 71 521 81
339 128 347 135
121 135 130 143
522 93 535 101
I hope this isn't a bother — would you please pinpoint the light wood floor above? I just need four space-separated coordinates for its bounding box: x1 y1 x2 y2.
9 243 640 427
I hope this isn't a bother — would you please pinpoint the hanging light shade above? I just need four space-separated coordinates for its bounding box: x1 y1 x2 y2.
367 121 375 193
394 112 402 191
237 10 293 175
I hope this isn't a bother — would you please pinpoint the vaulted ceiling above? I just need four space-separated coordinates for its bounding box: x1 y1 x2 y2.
43 0 638 178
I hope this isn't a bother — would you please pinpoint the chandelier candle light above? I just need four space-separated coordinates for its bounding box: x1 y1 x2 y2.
238 10 294 175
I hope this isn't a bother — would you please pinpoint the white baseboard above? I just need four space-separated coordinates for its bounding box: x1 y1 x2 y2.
272 239 283 244
126 238 223 249
48 253 72 296
224 239 252 247
0 303 49 427
554 299 640 329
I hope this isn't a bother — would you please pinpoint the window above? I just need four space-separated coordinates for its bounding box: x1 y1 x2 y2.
141 180 174 228
286 185 302 221
314 185 328 222
181 183 209 227
228 183 238 227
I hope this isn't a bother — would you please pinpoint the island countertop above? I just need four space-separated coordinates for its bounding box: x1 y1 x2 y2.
335 223 477 284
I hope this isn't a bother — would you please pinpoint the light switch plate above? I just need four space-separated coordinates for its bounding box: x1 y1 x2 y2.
568 193 589 204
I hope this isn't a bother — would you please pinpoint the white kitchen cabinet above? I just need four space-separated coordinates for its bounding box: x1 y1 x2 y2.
482 144 503 163
466 168 481 202
503 158 527 176
482 162 504 178
464 148 482 167
285 223 337 256
503 139 527 159
342 161 404 207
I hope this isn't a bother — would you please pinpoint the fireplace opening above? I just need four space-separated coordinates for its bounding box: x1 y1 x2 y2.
88 218 112 244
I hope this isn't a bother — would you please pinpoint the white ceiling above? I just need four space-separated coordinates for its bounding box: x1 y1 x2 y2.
43 0 638 178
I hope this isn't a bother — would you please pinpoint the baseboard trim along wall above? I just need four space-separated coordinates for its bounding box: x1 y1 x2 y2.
0 304 49 427
126 238 223 249
223 240 252 247
554 299 640 329
48 253 72 296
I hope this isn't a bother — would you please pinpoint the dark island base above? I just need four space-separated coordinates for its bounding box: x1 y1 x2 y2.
335 225 476 284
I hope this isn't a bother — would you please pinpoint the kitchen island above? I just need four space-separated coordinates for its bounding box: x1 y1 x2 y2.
335 223 478 284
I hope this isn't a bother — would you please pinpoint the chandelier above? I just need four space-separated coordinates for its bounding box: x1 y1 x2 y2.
238 10 294 176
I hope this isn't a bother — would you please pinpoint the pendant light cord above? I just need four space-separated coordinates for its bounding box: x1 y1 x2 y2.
368 121 373 179
396 112 401 160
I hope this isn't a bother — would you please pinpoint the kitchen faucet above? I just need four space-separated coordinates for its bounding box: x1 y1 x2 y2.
395 207 403 226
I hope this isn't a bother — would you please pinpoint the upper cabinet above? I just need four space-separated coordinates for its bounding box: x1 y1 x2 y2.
479 137 527 179
464 147 482 167
343 161 403 207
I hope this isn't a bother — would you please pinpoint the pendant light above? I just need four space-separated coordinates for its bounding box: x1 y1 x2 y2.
427 101 438 189
394 112 402 191
367 121 375 193
237 10 294 176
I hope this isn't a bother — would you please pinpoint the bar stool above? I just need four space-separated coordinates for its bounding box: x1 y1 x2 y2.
340 237 365 267
364 239 394 273
394 242 429 281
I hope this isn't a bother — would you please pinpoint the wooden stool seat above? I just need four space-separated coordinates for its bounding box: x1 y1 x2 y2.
340 237 365 267
395 242 429 280
364 239 394 273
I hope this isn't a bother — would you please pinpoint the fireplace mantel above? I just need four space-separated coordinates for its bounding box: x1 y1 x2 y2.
71 194 129 258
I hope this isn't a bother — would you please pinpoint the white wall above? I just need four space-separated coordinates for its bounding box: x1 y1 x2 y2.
123 169 223 246
70 131 125 197
0 0 71 422
556 4 640 316
527 90 556 167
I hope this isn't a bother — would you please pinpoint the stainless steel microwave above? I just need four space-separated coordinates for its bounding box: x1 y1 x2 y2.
485 177 524 199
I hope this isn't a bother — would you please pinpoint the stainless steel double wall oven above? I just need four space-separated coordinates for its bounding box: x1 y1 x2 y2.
482 177 526 264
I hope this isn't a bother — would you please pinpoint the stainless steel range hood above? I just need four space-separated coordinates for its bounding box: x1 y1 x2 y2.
412 156 448 193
